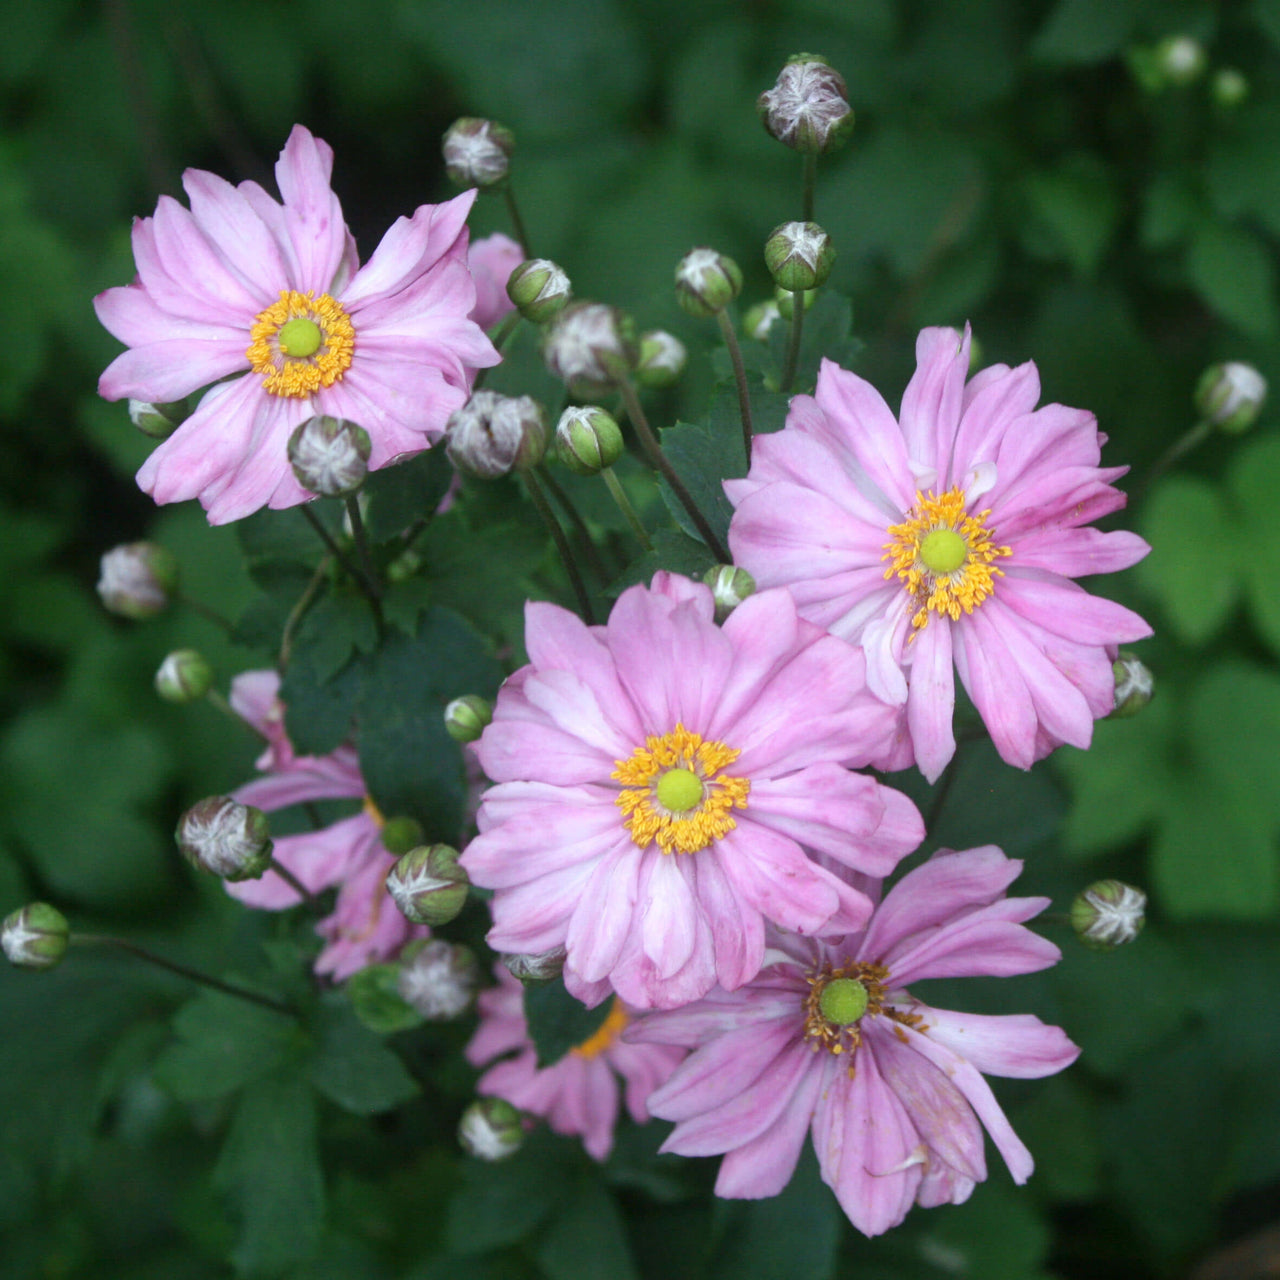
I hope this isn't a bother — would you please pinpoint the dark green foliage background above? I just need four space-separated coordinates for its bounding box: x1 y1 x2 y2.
2 0 1279 1276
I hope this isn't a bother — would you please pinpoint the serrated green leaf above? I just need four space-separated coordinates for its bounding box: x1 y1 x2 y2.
280 646 365 759
345 963 424 1034
609 529 718 596
361 448 456 544
523 979 614 1068
306 994 419 1115
535 1176 639 1280
382 577 434 635
658 420 742 548
289 592 379 685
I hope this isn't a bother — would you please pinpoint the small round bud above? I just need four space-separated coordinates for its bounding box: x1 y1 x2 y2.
774 285 818 320
758 55 855 155
635 331 688 390
154 649 214 704
555 406 625 476
97 543 179 620
128 398 190 440
675 248 743 318
703 565 756 622
1154 35 1206 88
743 300 782 342
1211 68 1249 110
176 797 272 882
386 844 469 927
501 945 567 985
445 391 548 479
1071 880 1146 950
379 816 424 857
288 415 371 497
2 903 70 971
543 302 638 392
445 695 493 743
1110 651 1154 719
397 939 479 1019
1195 362 1267 434
765 222 836 292
458 1097 525 1161
506 258 572 324
443 118 514 189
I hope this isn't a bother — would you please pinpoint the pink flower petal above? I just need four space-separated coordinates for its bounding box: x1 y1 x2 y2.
565 845 644 982
273 125 349 294
898 325 969 471
919 1007 1080 1079
905 618 956 783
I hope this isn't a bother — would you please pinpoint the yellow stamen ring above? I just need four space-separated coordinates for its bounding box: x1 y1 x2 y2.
882 486 1011 632
613 723 749 855
572 998 629 1059
247 290 355 398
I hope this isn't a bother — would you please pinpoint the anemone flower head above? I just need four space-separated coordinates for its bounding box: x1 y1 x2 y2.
630 845 1079 1238
725 327 1152 781
465 964 685 1160
95 125 499 524
459 572 924 1011
222 670 426 980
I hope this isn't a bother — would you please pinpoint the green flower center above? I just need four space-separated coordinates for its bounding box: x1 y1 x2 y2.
817 977 869 1026
277 317 323 358
919 527 967 574
655 767 704 813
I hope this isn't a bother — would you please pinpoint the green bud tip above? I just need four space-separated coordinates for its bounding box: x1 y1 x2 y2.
765 221 836 292
507 258 572 324
1195 362 1267 434
635 331 687 389
458 1097 525 1161
656 768 703 813
818 977 868 1025
703 564 756 621
555 405 624 476
675 248 743 317
1110 651 1153 719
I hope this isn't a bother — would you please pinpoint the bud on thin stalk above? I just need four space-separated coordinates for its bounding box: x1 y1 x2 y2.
176 797 273 882
1071 880 1146 950
502 946 567 985
543 302 638 393
556 406 624 476
2 903 70 971
443 118 515 189
675 248 742 318
458 1097 525 1161
1196 362 1267 434
765 221 836 291
155 649 215 704
288 415 371 497
635 331 687 390
507 258 572 324
129 398 190 439
445 391 548 479
1110 651 1153 719
758 55 855 155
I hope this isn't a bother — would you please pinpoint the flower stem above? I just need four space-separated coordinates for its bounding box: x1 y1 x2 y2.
615 378 730 562
344 497 382 601
780 290 805 394
301 506 365 591
266 856 323 908
523 468 596 624
716 309 755 467
503 184 531 254
279 556 332 668
1136 419 1212 500
178 593 235 634
538 465 610 584
601 466 653 552
70 935 295 1016
802 153 817 222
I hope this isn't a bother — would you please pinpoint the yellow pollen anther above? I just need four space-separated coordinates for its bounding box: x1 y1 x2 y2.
612 723 750 855
572 998 629 1059
362 795 386 829
882 486 1011 632
247 290 355 398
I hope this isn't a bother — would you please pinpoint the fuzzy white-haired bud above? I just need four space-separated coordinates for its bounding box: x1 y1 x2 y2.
154 649 215 704
2 903 70 971
1110 651 1154 719
176 797 272 882
507 258 572 324
128 398 190 440
445 391 548 479
397 940 479 1019
1196 362 1267 434
543 302 637 392
635 331 687 389
758 55 855 154
97 543 179 620
458 1097 525 1161
386 845 469 927
765 221 836 292
556 406 624 476
501 945 567 985
1071 880 1146 950
675 248 742 318
443 118 515 188
288 415 371 497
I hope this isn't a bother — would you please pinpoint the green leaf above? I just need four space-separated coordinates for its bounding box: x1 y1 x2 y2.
152 990 299 1102
306 994 419 1115
765 292 861 394
279 645 365 758
382 577 435 636
361 448 456 544
1136 477 1238 645
345 963 424 1035
213 1071 325 1277
523 979 614 1068
1186 221 1278 338
921 1179 1049 1277
1031 0 1141 63
288 591 380 685
1228 434 1280 657
1020 154 1120 275
1012 1076 1102 1202
609 529 717 596
237 506 330 577
659 420 742 549
535 1176 639 1280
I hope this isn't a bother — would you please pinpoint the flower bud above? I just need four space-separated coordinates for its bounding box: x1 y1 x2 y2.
128 398 190 440
1211 68 1249 110
703 565 756 622
501 945 567 985
154 649 214 704
758 55 855 155
765 222 836 292
458 1097 525 1161
396 939 479 1019
1154 35 1206 88
1110 651 1154 719
774 284 818 320
379 816 423 857
176 797 272 882
675 248 743 318
444 695 493 743
1195 362 1267 434
97 543 179 619
635 331 687 389
445 391 548 479
543 302 637 392
386 844 469 926
506 258 572 324
2 903 70 971
443 118 515 189
743 301 782 342
288 415 371 497
556 406 624 476
1071 880 1146 950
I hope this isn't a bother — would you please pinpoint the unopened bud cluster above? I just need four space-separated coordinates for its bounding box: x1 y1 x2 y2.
507 259 572 324
1071 880 1146 950
397 939 479 1019
758 55 855 154
1196 362 1267 434
458 1096 525 1161
445 392 547 478
443 118 514 189
386 844 469 926
155 650 214 704
97 543 178 619
765 222 835 291
675 248 742 318
177 797 272 882
2 903 70 971
543 303 637 391
556 406 624 476
288 415 371 497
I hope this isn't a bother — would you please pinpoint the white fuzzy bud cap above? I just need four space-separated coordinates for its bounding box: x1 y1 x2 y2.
501 945 567 985
128 398 189 440
675 248 743 317
1196 362 1268 434
386 845 469 926
396 940 478 1019
443 118 515 188
458 1097 525 1161
155 649 214 704
758 56 855 154
288 415 371 497
765 221 836 291
543 302 637 390
507 258 572 324
1110 651 1154 719
1071 880 1147 950
97 543 179 619
176 797 272 882
445 391 548 479
2 902 70 970
636 331 687 389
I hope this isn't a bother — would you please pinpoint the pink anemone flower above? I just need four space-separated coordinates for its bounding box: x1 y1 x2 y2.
467 232 524 331
223 671 426 980
466 965 685 1160
726 327 1152 781
630 845 1079 1237
460 572 924 1011
95 125 499 524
